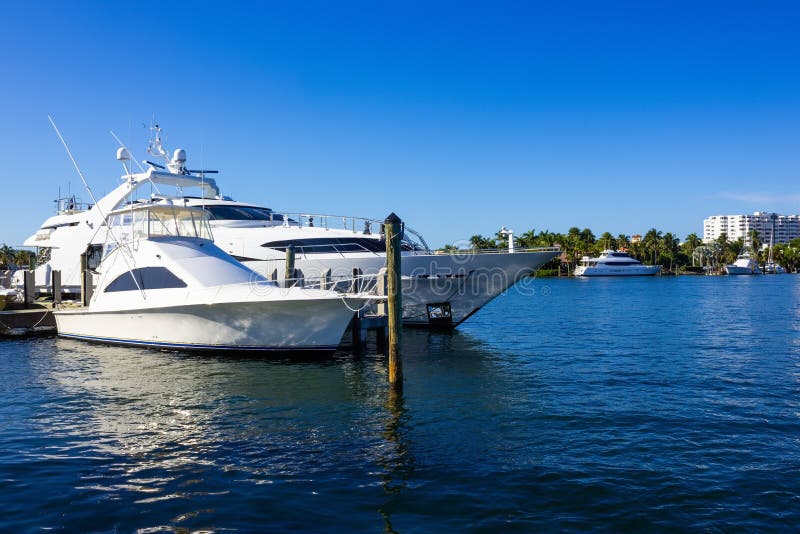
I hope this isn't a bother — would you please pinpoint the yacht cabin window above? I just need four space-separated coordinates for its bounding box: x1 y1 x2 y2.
204 205 291 222
105 267 187 292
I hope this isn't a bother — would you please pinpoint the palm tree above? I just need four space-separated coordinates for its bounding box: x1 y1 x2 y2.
616 234 631 252
598 231 615 251
517 229 537 249
469 235 495 250
643 228 663 264
693 245 712 268
747 229 761 261
683 233 701 264
0 244 13 269
536 230 557 247
661 232 679 272
13 250 33 269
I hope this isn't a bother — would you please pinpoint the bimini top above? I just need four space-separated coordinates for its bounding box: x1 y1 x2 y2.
106 204 213 244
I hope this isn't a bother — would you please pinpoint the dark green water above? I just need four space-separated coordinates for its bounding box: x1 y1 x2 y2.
1 276 798 531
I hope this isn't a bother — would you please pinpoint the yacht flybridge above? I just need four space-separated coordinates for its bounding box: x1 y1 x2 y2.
54 203 368 352
574 250 661 277
22 128 560 328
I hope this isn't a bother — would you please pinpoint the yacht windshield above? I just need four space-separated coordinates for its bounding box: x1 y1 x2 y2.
108 206 213 242
204 205 291 222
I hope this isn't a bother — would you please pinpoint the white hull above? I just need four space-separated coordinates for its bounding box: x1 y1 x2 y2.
763 262 785 274
574 266 660 277
55 298 358 353
246 249 559 326
724 265 760 275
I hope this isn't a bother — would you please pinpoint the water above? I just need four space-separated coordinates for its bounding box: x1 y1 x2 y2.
1 276 799 531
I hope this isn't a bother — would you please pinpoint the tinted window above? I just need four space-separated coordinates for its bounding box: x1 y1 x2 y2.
205 205 287 221
105 267 187 292
262 237 388 253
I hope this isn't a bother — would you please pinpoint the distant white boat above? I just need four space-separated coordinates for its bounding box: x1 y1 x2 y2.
574 250 660 277
724 251 760 275
763 261 786 274
54 203 368 353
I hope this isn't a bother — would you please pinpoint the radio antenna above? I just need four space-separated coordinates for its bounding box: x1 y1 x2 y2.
47 115 146 299
48 115 100 209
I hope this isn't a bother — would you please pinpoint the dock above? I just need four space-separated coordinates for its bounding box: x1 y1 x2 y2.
0 306 56 337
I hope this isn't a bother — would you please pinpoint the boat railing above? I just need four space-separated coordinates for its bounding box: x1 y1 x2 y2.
54 195 91 214
217 272 384 296
269 211 431 252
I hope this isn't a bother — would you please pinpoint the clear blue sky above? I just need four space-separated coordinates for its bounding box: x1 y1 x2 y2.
1 1 799 247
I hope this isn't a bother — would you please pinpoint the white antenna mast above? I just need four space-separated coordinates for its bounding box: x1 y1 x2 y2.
47 115 146 299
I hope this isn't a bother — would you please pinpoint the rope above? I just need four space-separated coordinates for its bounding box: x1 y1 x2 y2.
339 294 378 313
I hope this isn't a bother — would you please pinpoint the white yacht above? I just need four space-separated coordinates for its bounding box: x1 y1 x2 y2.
21 129 560 328
724 251 760 275
574 250 661 277
54 202 368 353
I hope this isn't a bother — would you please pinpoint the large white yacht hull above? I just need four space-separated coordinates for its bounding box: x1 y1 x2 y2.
574 265 660 276
54 298 358 353
245 249 559 327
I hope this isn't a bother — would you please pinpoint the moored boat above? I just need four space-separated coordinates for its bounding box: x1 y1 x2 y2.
724 251 760 275
23 127 560 328
574 250 660 277
54 203 368 353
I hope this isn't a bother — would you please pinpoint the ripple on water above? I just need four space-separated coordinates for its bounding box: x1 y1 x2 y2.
0 277 799 530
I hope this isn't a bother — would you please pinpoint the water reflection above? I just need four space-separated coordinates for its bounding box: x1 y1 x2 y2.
12 325 535 531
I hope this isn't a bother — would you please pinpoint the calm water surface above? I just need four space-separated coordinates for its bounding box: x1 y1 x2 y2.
1 276 799 531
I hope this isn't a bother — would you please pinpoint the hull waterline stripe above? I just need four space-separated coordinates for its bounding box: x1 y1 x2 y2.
58 333 338 352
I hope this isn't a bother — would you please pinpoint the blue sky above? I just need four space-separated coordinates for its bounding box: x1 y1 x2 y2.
1 1 799 247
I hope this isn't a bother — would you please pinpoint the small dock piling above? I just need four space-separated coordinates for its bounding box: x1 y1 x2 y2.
284 245 296 287
385 212 403 390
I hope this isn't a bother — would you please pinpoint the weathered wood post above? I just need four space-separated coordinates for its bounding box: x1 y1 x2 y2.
321 268 331 290
23 271 35 308
284 245 296 288
52 270 62 306
385 213 403 389
80 252 93 306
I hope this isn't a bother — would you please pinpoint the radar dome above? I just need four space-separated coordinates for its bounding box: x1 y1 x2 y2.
172 148 187 163
116 147 130 161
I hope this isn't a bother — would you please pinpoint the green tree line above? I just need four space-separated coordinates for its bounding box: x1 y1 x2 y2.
440 228 799 272
0 244 35 270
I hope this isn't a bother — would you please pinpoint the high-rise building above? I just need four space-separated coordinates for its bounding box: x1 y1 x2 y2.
703 212 800 244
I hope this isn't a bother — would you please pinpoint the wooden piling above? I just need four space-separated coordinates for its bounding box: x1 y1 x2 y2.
385 213 403 389
23 271 35 308
80 252 93 306
321 268 331 290
52 270 62 306
284 245 296 288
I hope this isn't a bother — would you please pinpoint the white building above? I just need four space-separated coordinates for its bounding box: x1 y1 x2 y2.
703 212 800 244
